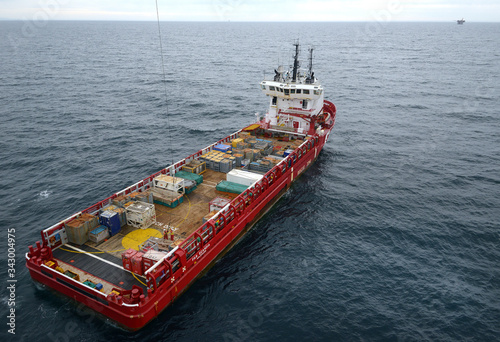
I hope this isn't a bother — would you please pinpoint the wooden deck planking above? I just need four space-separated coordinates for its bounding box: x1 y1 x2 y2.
154 169 228 242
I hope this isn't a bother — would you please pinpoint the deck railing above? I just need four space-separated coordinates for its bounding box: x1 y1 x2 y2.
36 124 328 308
40 131 243 245
168 132 319 267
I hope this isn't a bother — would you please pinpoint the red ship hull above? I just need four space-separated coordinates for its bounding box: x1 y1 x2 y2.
26 101 336 330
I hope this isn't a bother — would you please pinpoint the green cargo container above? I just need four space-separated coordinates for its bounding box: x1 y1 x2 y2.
175 170 203 185
216 181 248 194
154 196 184 208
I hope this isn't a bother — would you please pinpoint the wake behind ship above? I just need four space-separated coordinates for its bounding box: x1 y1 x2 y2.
25 43 337 330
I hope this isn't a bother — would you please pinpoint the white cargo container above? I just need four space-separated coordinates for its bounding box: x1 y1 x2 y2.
226 169 264 186
125 202 156 229
153 174 185 194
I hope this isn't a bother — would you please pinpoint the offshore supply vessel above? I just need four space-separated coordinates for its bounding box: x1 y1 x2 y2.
25 43 336 330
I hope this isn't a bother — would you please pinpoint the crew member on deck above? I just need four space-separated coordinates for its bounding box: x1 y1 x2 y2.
163 227 175 241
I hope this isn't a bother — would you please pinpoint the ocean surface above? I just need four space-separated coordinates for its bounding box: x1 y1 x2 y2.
1 21 499 341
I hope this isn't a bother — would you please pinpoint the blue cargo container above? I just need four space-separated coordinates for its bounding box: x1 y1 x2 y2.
99 210 121 236
89 226 110 244
214 144 231 153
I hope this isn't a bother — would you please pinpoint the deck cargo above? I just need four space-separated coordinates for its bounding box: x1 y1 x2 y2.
131 252 144 275
175 170 203 185
125 202 156 229
64 219 88 245
182 159 206 175
151 187 184 208
209 197 231 212
215 180 248 194
99 210 121 236
89 226 109 244
226 169 264 186
122 249 137 271
154 174 185 194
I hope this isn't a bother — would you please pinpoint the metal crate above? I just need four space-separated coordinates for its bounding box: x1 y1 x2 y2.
125 202 156 229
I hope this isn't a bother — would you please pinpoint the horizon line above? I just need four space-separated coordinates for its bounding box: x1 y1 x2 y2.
0 19 498 23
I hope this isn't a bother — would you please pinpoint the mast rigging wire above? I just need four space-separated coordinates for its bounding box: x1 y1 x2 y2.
156 0 175 229
155 0 174 167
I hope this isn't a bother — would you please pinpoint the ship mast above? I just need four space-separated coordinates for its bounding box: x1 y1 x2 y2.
308 47 313 76
306 47 315 84
260 42 325 135
292 42 300 83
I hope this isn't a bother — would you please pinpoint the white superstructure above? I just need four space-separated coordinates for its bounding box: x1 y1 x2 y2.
259 43 326 136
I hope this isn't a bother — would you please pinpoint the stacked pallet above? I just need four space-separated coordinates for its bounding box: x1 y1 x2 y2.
112 194 130 207
248 159 273 173
135 189 154 204
182 159 206 175
200 150 236 173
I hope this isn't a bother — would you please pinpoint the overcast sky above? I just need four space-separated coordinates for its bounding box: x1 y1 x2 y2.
1 0 499 22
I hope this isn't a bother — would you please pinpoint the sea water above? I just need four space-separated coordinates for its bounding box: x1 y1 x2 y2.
0 21 499 341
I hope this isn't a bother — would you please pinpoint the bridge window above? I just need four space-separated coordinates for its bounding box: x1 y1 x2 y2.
269 86 275 91
261 85 266 90
297 89 301 94
291 89 296 94
284 89 289 95
303 89 310 95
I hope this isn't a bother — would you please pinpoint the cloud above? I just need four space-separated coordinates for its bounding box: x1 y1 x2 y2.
0 0 498 21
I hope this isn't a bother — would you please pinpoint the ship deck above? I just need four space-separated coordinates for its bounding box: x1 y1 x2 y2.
50 134 304 295
52 169 229 294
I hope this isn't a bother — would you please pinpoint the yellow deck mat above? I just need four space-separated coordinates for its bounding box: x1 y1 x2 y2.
121 228 162 251
243 124 260 131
